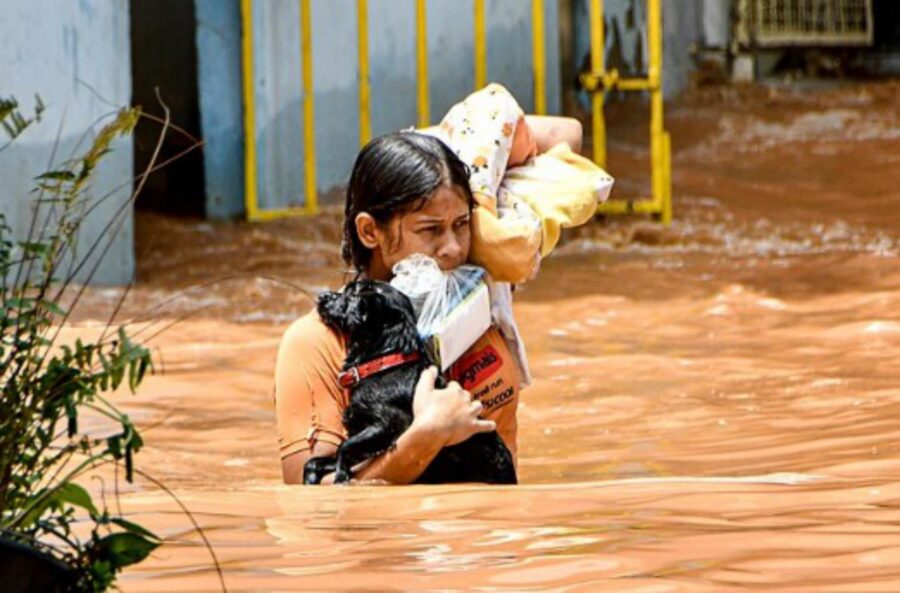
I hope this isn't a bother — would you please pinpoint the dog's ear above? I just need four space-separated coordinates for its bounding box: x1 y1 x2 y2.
317 290 350 332
317 289 367 334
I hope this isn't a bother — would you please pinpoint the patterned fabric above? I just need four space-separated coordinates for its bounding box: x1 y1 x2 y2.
434 83 521 198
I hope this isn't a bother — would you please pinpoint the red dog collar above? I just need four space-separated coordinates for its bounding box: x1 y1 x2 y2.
338 352 422 389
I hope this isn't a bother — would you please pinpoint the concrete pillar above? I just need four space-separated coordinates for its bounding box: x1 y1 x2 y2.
196 0 246 219
0 0 134 285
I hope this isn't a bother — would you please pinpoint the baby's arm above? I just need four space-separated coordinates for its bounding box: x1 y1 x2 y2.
420 115 582 165
523 115 583 155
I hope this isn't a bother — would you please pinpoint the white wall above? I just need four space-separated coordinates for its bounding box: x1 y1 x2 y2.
1 0 133 284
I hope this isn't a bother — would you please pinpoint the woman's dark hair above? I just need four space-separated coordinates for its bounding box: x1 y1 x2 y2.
342 132 474 271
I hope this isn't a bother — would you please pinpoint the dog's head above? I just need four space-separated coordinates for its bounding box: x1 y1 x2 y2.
317 280 419 348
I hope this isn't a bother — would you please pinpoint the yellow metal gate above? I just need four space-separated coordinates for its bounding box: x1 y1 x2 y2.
241 0 672 223
579 0 673 224
241 0 550 221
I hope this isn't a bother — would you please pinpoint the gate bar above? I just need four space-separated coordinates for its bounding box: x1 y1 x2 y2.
358 0 371 147
300 0 317 214
582 0 672 224
241 0 317 221
474 0 487 90
588 0 605 167
416 0 430 127
532 0 546 114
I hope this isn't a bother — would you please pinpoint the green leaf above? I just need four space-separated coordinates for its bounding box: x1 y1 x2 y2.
35 170 76 181
92 532 160 569
110 517 158 540
7 297 34 309
137 356 150 383
89 559 113 590
42 300 67 317
65 398 78 436
54 482 99 518
0 96 18 119
125 446 134 482
128 427 143 453
107 434 122 459
98 349 109 372
17 492 55 528
18 241 49 254
15 483 97 528
110 361 125 390
128 359 137 392
34 94 45 118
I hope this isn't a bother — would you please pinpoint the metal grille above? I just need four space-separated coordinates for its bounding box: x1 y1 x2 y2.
755 0 873 46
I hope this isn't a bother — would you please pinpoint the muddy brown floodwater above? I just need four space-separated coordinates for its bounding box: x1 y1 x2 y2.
69 81 900 592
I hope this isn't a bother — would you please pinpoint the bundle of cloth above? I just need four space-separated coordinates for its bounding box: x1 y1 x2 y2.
400 83 614 386
424 83 614 283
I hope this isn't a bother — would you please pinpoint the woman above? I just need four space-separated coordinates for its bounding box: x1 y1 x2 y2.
275 106 582 485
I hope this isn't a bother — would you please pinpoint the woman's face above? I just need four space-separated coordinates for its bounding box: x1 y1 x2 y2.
363 186 472 278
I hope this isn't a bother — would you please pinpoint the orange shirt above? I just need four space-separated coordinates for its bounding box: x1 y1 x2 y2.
275 310 521 465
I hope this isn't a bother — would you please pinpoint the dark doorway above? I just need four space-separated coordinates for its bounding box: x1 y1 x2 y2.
130 0 206 217
873 0 900 49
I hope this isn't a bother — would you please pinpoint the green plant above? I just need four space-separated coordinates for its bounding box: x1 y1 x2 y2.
0 96 160 592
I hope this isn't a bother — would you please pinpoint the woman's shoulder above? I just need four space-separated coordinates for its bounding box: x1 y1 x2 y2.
279 308 345 360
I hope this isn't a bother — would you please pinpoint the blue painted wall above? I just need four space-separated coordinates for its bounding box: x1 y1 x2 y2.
196 0 246 219
197 0 562 218
1 0 133 284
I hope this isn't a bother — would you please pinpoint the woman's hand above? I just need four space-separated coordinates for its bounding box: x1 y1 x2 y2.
412 366 496 446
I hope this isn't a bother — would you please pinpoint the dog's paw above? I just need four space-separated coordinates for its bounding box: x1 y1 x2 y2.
334 469 353 484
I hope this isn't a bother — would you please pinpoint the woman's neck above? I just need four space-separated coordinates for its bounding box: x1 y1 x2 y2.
364 252 392 282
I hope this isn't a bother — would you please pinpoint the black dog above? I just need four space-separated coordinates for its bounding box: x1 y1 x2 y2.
303 279 517 485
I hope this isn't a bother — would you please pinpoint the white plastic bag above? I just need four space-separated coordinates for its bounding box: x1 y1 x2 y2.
390 255 492 371
391 255 532 385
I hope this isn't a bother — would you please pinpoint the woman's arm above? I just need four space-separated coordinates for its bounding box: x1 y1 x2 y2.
281 367 495 485
281 441 337 484
341 418 448 484
280 420 443 485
